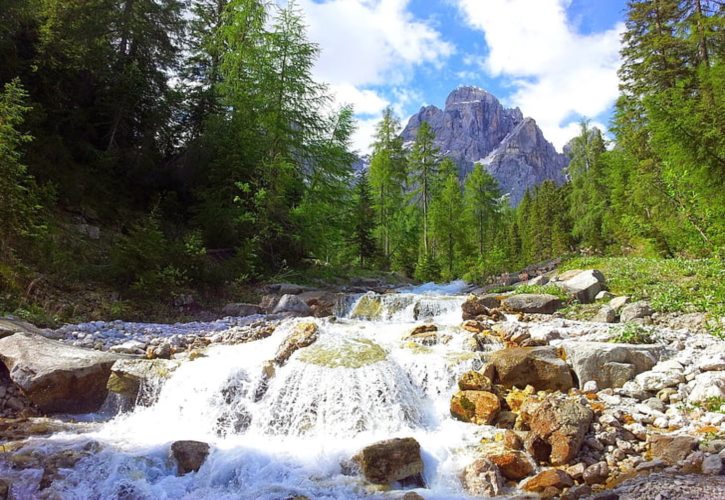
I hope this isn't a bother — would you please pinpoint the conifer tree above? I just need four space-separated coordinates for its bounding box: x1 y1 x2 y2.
408 121 440 257
351 171 377 267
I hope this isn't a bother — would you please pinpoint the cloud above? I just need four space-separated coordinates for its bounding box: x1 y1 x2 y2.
297 0 454 152
455 0 623 150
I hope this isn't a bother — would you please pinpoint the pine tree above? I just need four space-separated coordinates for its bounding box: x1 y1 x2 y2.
463 164 501 258
351 171 377 267
408 121 440 257
431 171 464 279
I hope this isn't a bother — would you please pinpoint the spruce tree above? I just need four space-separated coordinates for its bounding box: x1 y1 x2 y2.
351 171 377 267
408 121 440 257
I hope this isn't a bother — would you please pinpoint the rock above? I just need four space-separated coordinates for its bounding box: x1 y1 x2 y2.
461 320 486 333
408 324 438 336
109 340 147 355
487 346 574 392
620 301 653 323
0 333 124 413
106 358 179 402
274 322 319 365
354 437 424 485
527 275 550 286
170 440 210 475
486 451 534 480
525 397 593 466
648 434 697 464
298 290 338 318
503 430 523 450
701 454 723 475
593 306 617 323
0 479 8 500
450 391 501 425
635 459 667 471
461 458 504 497
566 462 586 480
501 294 562 314
457 371 492 391
687 371 725 403
266 283 311 295
608 296 630 311
461 296 499 320
559 270 606 304
221 303 262 317
561 341 661 389
522 469 574 492
582 462 609 485
272 295 312 316
595 291 614 301
146 342 171 360
635 361 685 391
0 318 50 339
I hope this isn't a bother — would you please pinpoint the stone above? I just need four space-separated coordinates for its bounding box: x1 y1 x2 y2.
687 371 725 404
457 371 492 391
566 462 586 480
146 342 171 360
106 358 179 402
488 346 574 392
461 458 504 497
592 306 617 323
702 454 723 475
501 294 562 314
109 340 147 355
561 341 661 389
0 332 125 413
595 291 614 301
560 269 606 304
648 434 697 465
582 462 609 485
221 303 262 317
0 479 8 500
272 295 312 316
170 440 210 475
400 87 568 206
608 296 630 311
522 469 574 492
486 451 534 480
450 391 501 425
527 275 550 286
503 430 523 450
635 363 685 392
461 320 486 333
0 318 51 339
525 397 594 466
461 296 499 320
273 322 319 365
635 459 666 472
354 437 424 485
620 301 653 323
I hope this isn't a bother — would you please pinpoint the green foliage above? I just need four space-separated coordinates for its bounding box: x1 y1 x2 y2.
692 396 725 414
611 323 655 344
351 171 377 267
512 284 571 302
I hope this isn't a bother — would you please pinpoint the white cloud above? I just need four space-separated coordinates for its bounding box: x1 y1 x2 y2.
455 0 623 150
297 0 454 153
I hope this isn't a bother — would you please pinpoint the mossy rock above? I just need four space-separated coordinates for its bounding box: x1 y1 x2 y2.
350 295 383 320
298 338 386 368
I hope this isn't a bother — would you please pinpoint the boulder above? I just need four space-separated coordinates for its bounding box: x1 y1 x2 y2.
170 440 210 475
450 391 501 425
487 347 574 392
560 341 661 389
525 397 593 466
501 294 562 314
0 333 125 413
608 296 630 311
457 371 492 391
265 283 311 295
461 295 500 320
486 451 534 480
461 458 503 497
353 437 424 485
272 295 312 316
620 301 653 323
0 318 51 340
559 270 606 304
592 305 616 323
109 340 146 355
221 303 262 317
595 291 614 301
582 462 609 485
702 454 724 475
522 469 574 492
107 358 179 403
298 290 338 318
274 322 319 365
687 371 725 403
461 320 486 333
527 275 550 286
648 434 697 465
635 360 685 391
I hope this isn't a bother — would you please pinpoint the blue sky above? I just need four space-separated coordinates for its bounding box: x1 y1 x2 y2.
296 0 628 153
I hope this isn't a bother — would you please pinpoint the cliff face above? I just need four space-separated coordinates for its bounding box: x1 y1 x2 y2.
400 87 568 205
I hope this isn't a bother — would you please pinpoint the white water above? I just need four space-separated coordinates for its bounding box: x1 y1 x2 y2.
8 284 509 499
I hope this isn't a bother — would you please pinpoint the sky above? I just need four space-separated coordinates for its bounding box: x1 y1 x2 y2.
294 0 629 154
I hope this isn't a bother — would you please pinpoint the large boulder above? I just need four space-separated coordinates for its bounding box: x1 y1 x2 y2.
274 322 319 365
170 440 210 475
501 294 562 314
0 333 125 413
560 341 662 389
0 318 52 340
620 301 653 323
522 469 574 493
272 295 312 316
524 397 593 465
559 270 606 304
353 437 424 485
450 391 501 425
462 295 501 320
487 346 574 392
461 458 504 497
486 450 534 480
648 434 697 465
106 358 179 404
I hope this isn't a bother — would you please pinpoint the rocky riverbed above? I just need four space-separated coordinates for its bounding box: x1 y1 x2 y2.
0 270 723 499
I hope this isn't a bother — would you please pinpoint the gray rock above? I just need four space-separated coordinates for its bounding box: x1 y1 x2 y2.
595 291 614 301
560 269 606 304
649 434 697 464
354 437 424 486
221 303 262 317
620 301 653 322
593 305 617 323
701 455 723 475
583 462 609 485
608 296 630 311
561 341 661 389
487 346 574 391
272 295 312 316
461 458 503 497
170 440 210 475
107 358 179 402
501 294 562 314
400 87 567 205
0 317 51 339
527 275 550 286
0 332 125 413
687 371 725 404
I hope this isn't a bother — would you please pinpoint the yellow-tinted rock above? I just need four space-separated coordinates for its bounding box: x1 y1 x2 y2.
451 391 501 425
458 371 492 391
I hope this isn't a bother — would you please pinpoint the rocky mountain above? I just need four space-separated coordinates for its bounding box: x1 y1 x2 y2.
400 87 568 205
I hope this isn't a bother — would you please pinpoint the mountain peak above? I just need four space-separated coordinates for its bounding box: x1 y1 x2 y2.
445 86 496 107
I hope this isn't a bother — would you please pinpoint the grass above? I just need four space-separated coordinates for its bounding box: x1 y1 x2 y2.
610 323 655 344
511 284 571 301
559 256 724 334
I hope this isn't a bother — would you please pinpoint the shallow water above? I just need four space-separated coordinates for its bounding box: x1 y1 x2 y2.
4 284 508 499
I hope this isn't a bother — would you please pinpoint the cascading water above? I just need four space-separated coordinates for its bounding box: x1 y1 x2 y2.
4 284 508 499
